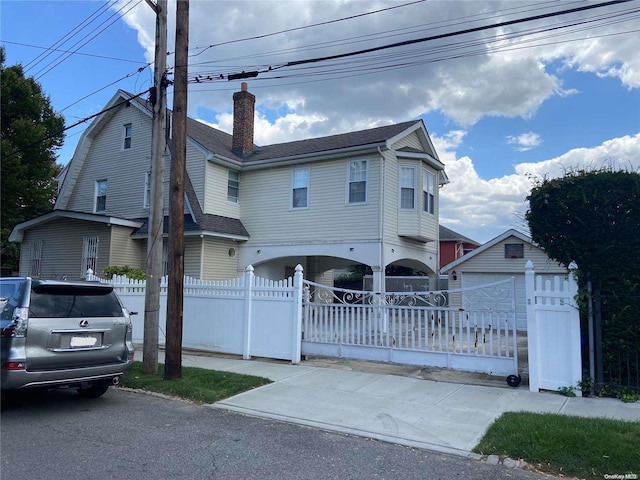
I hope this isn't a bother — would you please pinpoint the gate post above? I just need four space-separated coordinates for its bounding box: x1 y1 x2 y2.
242 265 254 360
525 260 539 392
290 264 304 364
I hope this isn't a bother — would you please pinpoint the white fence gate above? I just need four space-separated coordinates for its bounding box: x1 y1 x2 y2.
525 260 582 394
88 265 303 363
301 278 520 377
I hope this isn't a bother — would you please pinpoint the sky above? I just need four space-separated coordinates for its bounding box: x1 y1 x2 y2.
2 0 639 244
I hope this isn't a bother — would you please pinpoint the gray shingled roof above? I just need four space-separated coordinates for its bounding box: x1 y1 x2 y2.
129 90 421 162
439 225 480 245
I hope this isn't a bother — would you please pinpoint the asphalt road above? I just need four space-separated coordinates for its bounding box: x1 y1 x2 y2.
1 387 554 480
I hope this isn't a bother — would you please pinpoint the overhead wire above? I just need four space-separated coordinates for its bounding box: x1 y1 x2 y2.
23 0 115 73
33 0 144 80
185 1 637 84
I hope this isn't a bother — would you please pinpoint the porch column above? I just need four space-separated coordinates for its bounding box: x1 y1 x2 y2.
372 266 385 294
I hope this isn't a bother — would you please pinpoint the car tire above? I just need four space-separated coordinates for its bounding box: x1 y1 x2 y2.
77 384 110 399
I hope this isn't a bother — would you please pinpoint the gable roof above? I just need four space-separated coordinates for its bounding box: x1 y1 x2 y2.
439 225 480 245
441 229 535 272
9 210 142 242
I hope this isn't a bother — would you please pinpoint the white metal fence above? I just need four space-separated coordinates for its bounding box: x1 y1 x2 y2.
301 279 519 376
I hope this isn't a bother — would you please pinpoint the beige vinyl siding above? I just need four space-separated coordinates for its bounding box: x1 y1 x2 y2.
19 219 112 280
457 237 566 274
201 237 240 280
391 131 425 152
109 226 145 268
240 157 381 244
203 162 241 218
67 106 153 218
184 236 202 278
185 142 207 212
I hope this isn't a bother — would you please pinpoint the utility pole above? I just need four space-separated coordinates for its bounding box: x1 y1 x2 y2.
165 0 189 380
143 0 167 375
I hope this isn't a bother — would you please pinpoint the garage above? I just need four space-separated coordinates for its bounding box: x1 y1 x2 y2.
441 229 568 331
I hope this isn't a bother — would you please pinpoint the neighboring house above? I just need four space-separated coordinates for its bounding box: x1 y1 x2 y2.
441 229 568 331
10 83 448 293
438 225 480 270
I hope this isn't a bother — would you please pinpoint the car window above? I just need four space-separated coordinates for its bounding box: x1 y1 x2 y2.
0 280 28 320
29 289 123 318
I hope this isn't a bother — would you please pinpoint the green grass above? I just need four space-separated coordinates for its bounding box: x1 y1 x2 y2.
473 412 640 480
119 361 271 404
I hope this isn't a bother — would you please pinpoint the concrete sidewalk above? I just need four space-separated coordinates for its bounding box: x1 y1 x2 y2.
136 350 640 458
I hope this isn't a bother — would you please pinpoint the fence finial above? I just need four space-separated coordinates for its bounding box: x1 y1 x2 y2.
568 261 578 271
525 260 534 271
245 264 254 273
295 264 303 273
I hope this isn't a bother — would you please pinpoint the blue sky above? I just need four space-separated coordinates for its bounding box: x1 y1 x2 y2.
2 0 639 243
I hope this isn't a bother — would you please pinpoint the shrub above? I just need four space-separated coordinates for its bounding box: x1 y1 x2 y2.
103 265 146 280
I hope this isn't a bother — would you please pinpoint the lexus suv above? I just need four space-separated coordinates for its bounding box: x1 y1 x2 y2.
1 277 135 398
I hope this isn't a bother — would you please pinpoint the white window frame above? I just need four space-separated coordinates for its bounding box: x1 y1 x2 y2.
123 123 132 150
144 171 151 208
399 165 416 210
95 179 107 213
423 168 435 215
29 240 43 277
291 167 309 209
81 236 99 276
227 170 239 204
347 159 367 204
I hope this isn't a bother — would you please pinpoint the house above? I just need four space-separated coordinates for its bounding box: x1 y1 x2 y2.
441 229 568 330
438 225 480 270
10 83 448 294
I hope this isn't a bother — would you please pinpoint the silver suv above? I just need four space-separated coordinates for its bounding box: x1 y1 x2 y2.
1 277 134 398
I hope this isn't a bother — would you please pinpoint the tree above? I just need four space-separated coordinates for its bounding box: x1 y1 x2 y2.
1 47 64 271
526 169 640 286
526 168 640 390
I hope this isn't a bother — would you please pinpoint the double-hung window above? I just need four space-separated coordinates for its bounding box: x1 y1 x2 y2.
400 166 416 209
423 169 435 214
227 170 239 204
348 160 367 204
95 179 107 213
144 171 151 208
292 167 309 208
123 123 132 149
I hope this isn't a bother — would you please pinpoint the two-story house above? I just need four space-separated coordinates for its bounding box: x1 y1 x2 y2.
10 83 448 294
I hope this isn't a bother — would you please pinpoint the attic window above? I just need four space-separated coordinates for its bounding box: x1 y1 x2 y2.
123 123 132 149
505 243 524 259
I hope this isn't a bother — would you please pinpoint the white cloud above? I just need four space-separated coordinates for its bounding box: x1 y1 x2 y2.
113 0 639 135
507 132 542 152
437 132 640 244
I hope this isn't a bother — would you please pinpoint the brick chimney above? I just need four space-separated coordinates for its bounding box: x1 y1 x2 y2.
232 82 255 157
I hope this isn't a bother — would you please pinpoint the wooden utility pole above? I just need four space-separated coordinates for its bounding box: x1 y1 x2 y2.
143 0 167 375
165 0 189 380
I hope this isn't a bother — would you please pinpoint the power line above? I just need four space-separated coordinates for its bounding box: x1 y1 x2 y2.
184 0 636 84
2 40 144 65
184 0 428 57
33 0 144 80
2 89 152 162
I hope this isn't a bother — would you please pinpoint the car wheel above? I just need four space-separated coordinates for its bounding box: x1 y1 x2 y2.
78 384 110 398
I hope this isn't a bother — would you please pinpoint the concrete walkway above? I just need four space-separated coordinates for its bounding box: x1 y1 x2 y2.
136 350 640 458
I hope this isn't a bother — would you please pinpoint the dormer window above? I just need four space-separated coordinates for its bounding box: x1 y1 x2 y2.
123 123 132 149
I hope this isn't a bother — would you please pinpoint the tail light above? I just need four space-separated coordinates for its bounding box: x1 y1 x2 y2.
123 309 133 333
1 307 29 337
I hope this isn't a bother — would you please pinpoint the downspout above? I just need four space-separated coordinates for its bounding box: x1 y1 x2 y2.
378 146 385 294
